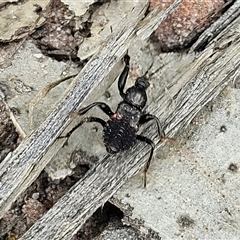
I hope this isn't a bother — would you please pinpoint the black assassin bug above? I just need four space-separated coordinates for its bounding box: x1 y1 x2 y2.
64 54 165 187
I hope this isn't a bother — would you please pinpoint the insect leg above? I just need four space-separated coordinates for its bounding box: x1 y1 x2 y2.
75 102 114 117
59 117 106 143
139 114 165 139
118 54 130 99
136 134 155 187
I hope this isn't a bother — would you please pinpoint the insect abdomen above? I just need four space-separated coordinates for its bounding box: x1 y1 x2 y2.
103 119 136 154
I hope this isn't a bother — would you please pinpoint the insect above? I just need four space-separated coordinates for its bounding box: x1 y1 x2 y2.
65 54 165 187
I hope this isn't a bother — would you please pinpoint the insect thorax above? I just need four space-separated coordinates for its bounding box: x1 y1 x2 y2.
115 102 141 128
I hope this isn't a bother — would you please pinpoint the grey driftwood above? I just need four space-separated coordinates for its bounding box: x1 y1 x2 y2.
0 0 181 235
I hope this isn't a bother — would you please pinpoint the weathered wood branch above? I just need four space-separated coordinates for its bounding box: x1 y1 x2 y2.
190 0 240 52
19 8 240 240
0 0 182 222
0 1 146 219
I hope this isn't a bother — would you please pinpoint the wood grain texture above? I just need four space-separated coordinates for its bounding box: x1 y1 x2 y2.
20 4 240 240
190 0 240 52
0 1 148 218
0 0 183 235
